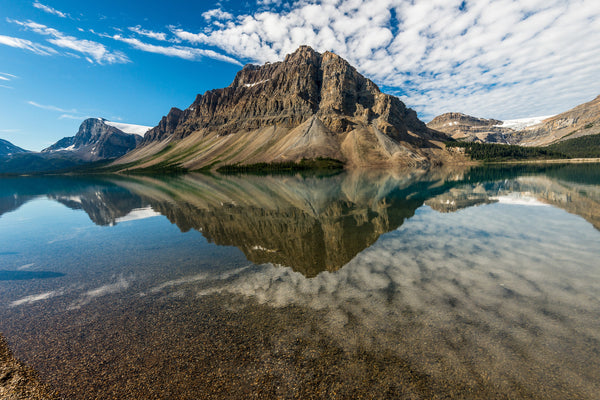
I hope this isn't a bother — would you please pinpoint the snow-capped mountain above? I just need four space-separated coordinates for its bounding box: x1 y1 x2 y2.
43 118 146 161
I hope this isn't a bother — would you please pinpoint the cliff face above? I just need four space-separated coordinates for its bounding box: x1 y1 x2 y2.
43 118 142 162
118 46 455 170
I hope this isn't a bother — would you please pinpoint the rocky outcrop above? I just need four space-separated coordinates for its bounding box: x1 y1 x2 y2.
43 118 143 162
117 46 454 171
427 112 512 143
0 139 29 158
143 108 184 143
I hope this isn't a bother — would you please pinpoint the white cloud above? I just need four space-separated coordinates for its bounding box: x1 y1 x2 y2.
0 34 58 56
28 100 76 113
33 1 68 18
202 8 234 21
0 72 18 79
170 0 600 120
9 19 130 64
59 114 90 120
111 34 242 65
128 25 168 41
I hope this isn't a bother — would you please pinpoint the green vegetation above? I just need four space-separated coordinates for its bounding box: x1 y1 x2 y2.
446 141 566 161
216 157 345 174
122 161 187 174
447 134 600 162
547 133 600 158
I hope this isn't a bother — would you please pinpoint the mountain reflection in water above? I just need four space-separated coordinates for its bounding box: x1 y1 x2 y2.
1 164 599 399
1 165 600 277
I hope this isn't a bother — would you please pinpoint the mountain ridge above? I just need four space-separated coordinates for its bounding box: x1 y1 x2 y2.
0 138 30 157
428 95 600 146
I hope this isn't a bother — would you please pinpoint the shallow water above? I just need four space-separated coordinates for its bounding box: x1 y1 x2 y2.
1 165 599 399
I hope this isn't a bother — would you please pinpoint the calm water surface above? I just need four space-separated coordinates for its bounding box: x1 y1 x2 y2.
1 165 599 399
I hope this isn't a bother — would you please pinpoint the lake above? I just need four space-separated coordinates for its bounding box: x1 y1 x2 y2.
1 164 599 399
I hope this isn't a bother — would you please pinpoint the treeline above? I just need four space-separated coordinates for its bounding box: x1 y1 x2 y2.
547 133 600 158
447 133 600 161
216 157 344 174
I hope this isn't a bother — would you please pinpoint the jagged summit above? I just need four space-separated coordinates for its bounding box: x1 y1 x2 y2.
43 118 143 161
120 46 455 170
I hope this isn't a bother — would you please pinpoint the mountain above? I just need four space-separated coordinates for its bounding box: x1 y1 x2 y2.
0 119 149 174
426 113 511 143
428 95 600 146
0 138 30 157
43 118 147 162
115 46 456 171
510 95 600 146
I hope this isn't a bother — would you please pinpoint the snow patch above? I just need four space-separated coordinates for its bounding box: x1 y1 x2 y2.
251 245 277 253
244 79 270 88
115 206 161 223
495 115 554 131
105 120 152 135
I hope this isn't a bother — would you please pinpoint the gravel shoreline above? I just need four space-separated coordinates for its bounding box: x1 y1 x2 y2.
0 334 56 400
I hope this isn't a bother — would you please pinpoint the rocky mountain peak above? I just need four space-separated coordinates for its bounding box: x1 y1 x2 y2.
428 113 502 127
43 118 143 161
143 46 434 144
283 45 322 66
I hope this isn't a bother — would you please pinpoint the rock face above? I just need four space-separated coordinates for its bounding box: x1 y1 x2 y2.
427 113 511 143
429 95 600 146
43 118 143 162
0 139 29 158
117 46 454 170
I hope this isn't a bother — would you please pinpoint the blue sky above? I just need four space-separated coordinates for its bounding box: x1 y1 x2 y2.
1 0 599 151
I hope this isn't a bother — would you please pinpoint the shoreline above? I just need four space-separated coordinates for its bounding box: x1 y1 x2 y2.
486 158 600 165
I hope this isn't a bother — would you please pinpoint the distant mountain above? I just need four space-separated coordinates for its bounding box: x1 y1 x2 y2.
0 118 149 174
0 139 30 157
510 95 600 146
43 118 147 161
115 46 456 171
426 113 511 143
428 95 600 146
